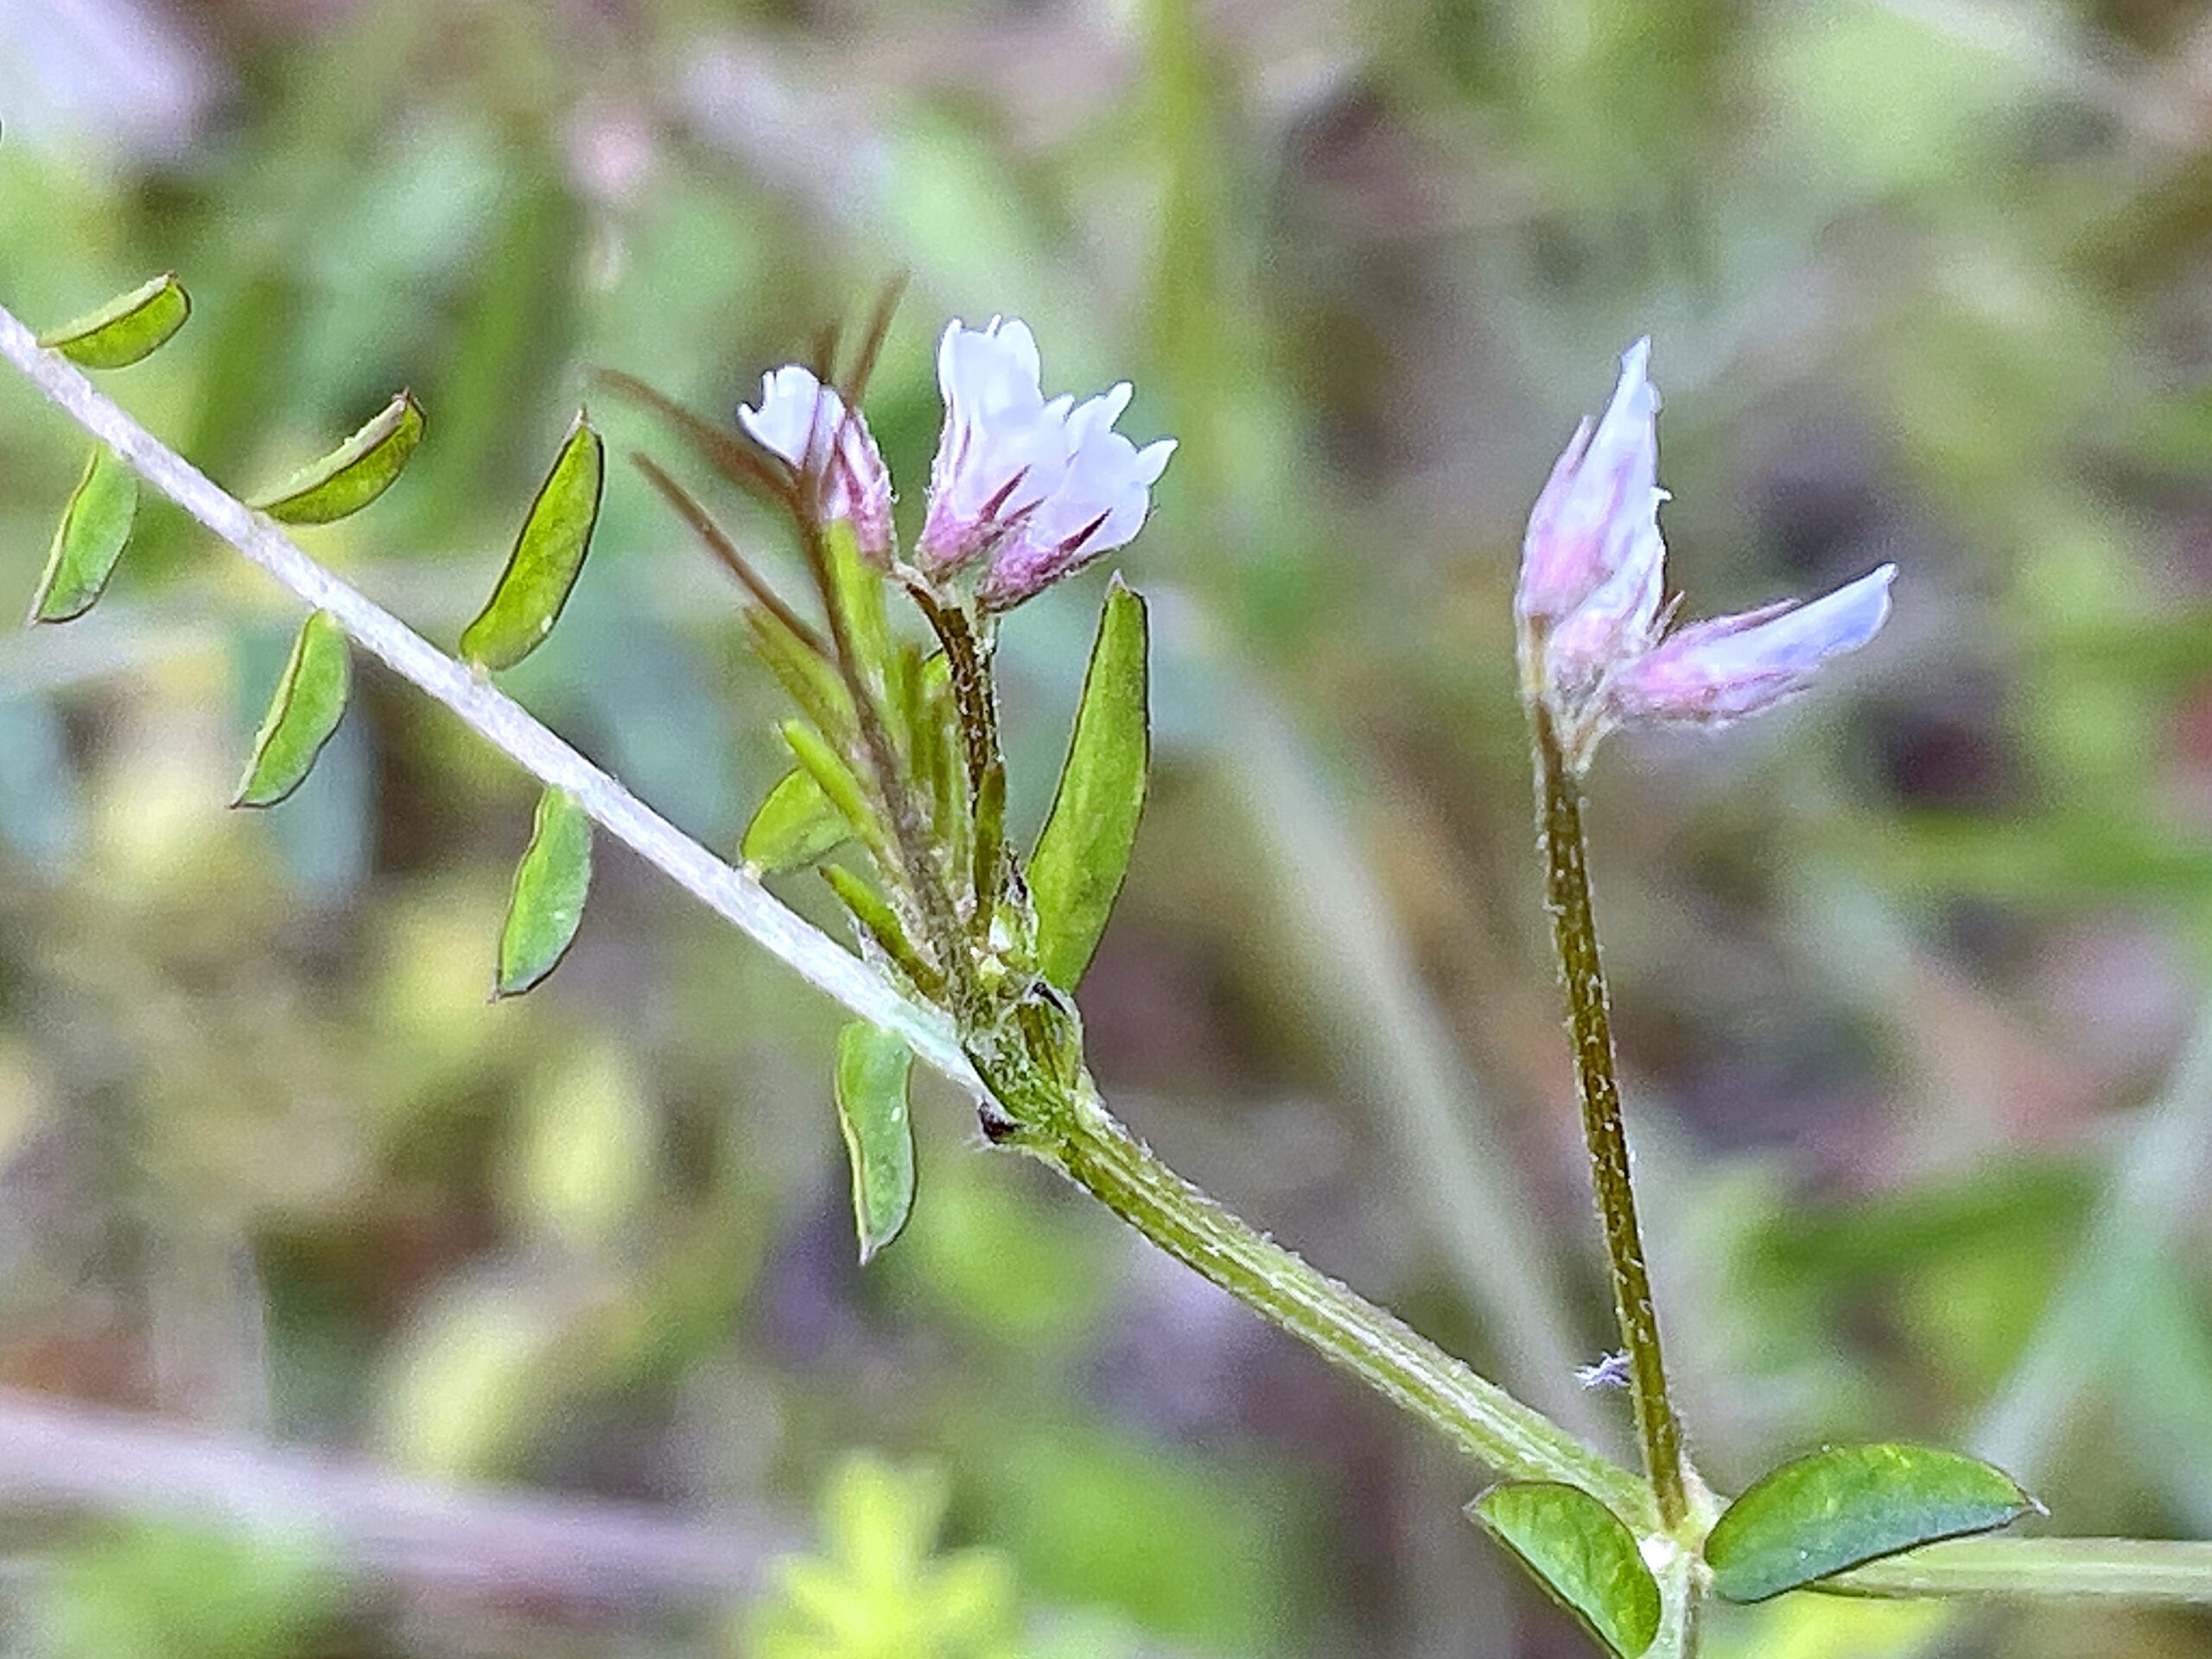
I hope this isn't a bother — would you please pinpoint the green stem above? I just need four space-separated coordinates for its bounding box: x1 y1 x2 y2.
1533 707 1689 1529
1827 1536 2212 1604
799 529 972 1012
913 588 1007 938
1046 1083 1654 1526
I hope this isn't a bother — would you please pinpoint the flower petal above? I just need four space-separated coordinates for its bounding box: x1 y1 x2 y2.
1516 338 1663 629
738 365 840 471
736 364 893 560
1610 563 1897 728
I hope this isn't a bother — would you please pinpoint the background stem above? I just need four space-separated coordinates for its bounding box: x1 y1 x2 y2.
1533 708 1689 1528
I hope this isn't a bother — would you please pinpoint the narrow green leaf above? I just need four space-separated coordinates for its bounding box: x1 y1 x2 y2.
821 519 893 695
233 610 352 808
833 1021 916 1263
459 411 606 671
29 446 137 624
494 788 593 998
745 607 853 742
251 392 425 524
823 863 942 999
1028 577 1150 990
782 721 876 842
1706 1443 2038 1604
39 274 191 370
1471 1484 1659 1658
741 766 848 874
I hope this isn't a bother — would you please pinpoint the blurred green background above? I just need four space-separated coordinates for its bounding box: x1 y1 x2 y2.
3 0 2212 1653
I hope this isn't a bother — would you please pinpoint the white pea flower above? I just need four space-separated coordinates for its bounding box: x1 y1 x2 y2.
919 316 1175 609
738 365 893 562
1517 340 1895 765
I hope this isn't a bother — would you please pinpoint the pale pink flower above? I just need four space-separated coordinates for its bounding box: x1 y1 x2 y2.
919 317 1175 608
738 365 893 562
1518 341 1894 763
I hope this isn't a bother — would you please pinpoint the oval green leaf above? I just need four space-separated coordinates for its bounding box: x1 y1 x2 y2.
233 609 352 807
39 274 191 370
29 446 137 624
494 788 593 999
834 1020 916 1263
460 411 606 671
251 391 425 524
741 766 848 874
1705 1443 2038 1604
1471 1483 1659 1658
1028 577 1149 991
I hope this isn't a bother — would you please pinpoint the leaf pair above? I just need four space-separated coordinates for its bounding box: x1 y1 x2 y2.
29 393 431 629
25 277 188 626
231 618 592 996
1473 1444 2037 1657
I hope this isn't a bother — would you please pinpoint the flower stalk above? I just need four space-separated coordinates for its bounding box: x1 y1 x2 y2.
1532 689 1690 1527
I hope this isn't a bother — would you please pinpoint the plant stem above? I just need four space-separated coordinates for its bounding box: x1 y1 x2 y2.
0 296 978 1089
0 296 1639 1510
911 588 1007 934
1828 1536 2212 1604
1533 707 1689 1529
795 524 973 1011
1048 1083 1655 1526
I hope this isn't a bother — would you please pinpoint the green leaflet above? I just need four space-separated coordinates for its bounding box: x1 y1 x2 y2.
39 274 191 370
29 446 137 624
833 1021 917 1263
741 766 848 874
494 788 593 998
821 518 893 697
781 721 880 849
1028 578 1150 991
233 610 353 808
1705 1442 2038 1604
1471 1484 1659 1658
823 863 941 1000
459 411 605 671
746 607 854 745
251 392 425 524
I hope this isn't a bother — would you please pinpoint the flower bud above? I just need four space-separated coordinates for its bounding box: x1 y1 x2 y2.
738 365 893 563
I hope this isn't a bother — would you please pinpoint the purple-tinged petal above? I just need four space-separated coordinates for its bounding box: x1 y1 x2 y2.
1516 339 1663 629
1609 564 1897 728
738 365 894 562
920 315 1175 604
920 317 1068 572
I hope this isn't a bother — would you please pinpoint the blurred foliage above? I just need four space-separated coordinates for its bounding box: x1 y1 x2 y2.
3 0 2212 1655
41 1522 335 1659
746 1454 1031 1659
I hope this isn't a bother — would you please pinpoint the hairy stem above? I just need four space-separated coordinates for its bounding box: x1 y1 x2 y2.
1047 1083 1654 1524
0 298 978 1087
912 588 1007 935
795 524 973 1011
1533 707 1689 1528
0 296 1631 1507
